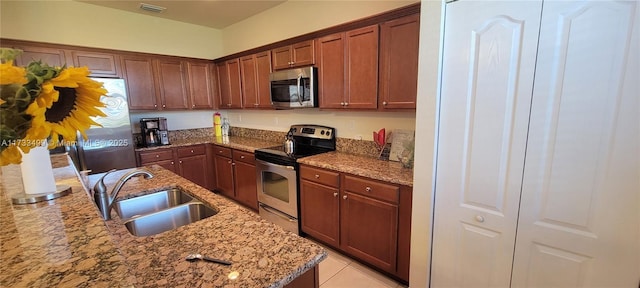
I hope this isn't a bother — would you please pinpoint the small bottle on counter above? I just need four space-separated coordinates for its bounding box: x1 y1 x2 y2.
221 118 230 136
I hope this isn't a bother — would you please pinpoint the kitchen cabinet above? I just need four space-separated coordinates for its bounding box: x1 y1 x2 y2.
317 25 379 109
137 144 211 189
299 165 411 282
240 51 273 109
216 59 243 109
272 40 315 70
431 1 640 287
186 61 215 109
138 148 176 173
155 58 189 110
70 51 120 78
176 145 208 188
12 45 67 67
378 14 419 110
121 54 159 110
213 145 258 211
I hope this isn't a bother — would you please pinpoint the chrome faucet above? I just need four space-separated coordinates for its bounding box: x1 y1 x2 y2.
93 169 154 220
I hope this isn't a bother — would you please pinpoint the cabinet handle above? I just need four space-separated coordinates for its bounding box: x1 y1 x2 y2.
156 155 159 158
240 155 245 159
190 150 194 153
179 160 183 164
314 174 320 179
365 187 371 192
475 215 485 223
192 104 195 108
343 195 348 200
344 102 349 106
231 162 236 166
154 104 157 108
254 103 259 106
340 102 345 106
171 161 174 165
383 101 388 106
227 103 232 107
162 104 166 108
333 192 338 197
227 160 232 164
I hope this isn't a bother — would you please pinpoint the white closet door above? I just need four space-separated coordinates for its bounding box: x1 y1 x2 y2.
512 1 640 287
431 1 542 287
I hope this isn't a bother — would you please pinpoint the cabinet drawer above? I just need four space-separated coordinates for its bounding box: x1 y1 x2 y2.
343 175 399 204
300 166 339 188
140 149 174 164
213 145 232 158
233 150 255 164
176 145 206 157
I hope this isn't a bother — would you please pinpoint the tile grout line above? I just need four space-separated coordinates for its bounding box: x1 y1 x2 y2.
319 261 351 287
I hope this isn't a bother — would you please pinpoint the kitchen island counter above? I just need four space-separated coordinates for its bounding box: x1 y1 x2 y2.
0 155 325 287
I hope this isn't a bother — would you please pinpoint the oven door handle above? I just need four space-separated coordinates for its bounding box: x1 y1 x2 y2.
260 204 296 222
257 159 295 170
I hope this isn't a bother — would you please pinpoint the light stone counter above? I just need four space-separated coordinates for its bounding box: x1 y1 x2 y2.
0 154 325 287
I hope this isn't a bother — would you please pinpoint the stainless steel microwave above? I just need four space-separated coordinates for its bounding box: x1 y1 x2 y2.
269 66 318 109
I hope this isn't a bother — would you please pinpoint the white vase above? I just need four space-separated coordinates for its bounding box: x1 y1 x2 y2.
19 142 57 195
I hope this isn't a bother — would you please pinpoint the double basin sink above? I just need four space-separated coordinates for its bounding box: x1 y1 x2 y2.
113 187 217 237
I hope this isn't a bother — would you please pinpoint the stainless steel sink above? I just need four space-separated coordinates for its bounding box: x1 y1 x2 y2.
113 188 195 219
123 202 217 237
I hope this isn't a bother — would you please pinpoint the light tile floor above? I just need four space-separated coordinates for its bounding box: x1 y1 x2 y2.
313 241 407 288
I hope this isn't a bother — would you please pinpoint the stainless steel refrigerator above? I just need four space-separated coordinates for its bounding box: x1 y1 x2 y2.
67 78 136 174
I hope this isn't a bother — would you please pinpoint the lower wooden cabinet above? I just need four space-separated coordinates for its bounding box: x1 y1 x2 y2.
137 144 212 190
213 145 258 211
299 165 411 283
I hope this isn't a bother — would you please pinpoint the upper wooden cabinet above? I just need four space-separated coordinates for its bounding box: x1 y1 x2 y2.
186 61 215 109
70 51 120 77
379 14 420 110
216 59 243 109
12 46 67 67
155 58 189 110
120 54 159 110
240 51 273 109
272 40 315 70
317 25 379 110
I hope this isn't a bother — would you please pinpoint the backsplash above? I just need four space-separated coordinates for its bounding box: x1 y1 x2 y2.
140 127 383 159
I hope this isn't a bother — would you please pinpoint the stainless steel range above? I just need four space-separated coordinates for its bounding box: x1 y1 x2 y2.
255 124 336 234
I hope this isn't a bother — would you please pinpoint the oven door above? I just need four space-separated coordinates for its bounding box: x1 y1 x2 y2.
255 159 298 217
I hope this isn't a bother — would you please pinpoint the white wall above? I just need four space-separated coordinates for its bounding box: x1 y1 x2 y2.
0 0 223 59
409 0 443 287
221 0 417 55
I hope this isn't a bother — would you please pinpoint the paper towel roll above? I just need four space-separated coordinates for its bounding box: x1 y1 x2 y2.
20 144 57 194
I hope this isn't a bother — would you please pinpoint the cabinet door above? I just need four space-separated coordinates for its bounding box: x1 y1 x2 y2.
272 46 292 70
291 40 315 67
234 160 258 211
340 191 398 273
71 51 119 77
13 46 67 67
255 51 273 109
240 55 259 108
431 1 542 287
214 155 235 198
121 55 159 110
512 1 640 287
300 179 340 247
345 25 379 109
379 14 420 109
217 59 242 109
317 33 346 109
179 154 208 188
187 61 214 109
156 59 189 109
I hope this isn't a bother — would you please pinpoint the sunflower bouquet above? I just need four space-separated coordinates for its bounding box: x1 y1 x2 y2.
0 48 108 166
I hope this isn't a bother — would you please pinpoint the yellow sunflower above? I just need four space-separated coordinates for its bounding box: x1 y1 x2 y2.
0 60 27 85
24 66 107 148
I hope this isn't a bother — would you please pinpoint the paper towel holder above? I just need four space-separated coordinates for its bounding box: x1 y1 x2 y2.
11 185 72 205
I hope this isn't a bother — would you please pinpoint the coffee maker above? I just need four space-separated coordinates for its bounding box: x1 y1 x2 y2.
140 117 169 147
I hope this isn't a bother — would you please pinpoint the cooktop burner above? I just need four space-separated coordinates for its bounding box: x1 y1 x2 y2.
255 124 336 166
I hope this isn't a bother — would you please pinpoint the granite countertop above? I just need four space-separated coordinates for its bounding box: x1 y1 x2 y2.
0 155 326 287
135 136 279 153
298 152 414 187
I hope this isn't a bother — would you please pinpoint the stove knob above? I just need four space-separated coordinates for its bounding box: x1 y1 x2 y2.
320 130 325 135
326 131 331 137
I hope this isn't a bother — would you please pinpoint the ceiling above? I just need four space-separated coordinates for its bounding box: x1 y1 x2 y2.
76 0 287 29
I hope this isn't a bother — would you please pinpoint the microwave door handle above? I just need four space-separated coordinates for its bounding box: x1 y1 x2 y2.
297 74 303 106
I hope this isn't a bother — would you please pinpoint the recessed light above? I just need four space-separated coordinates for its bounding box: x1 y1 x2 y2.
139 3 166 13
